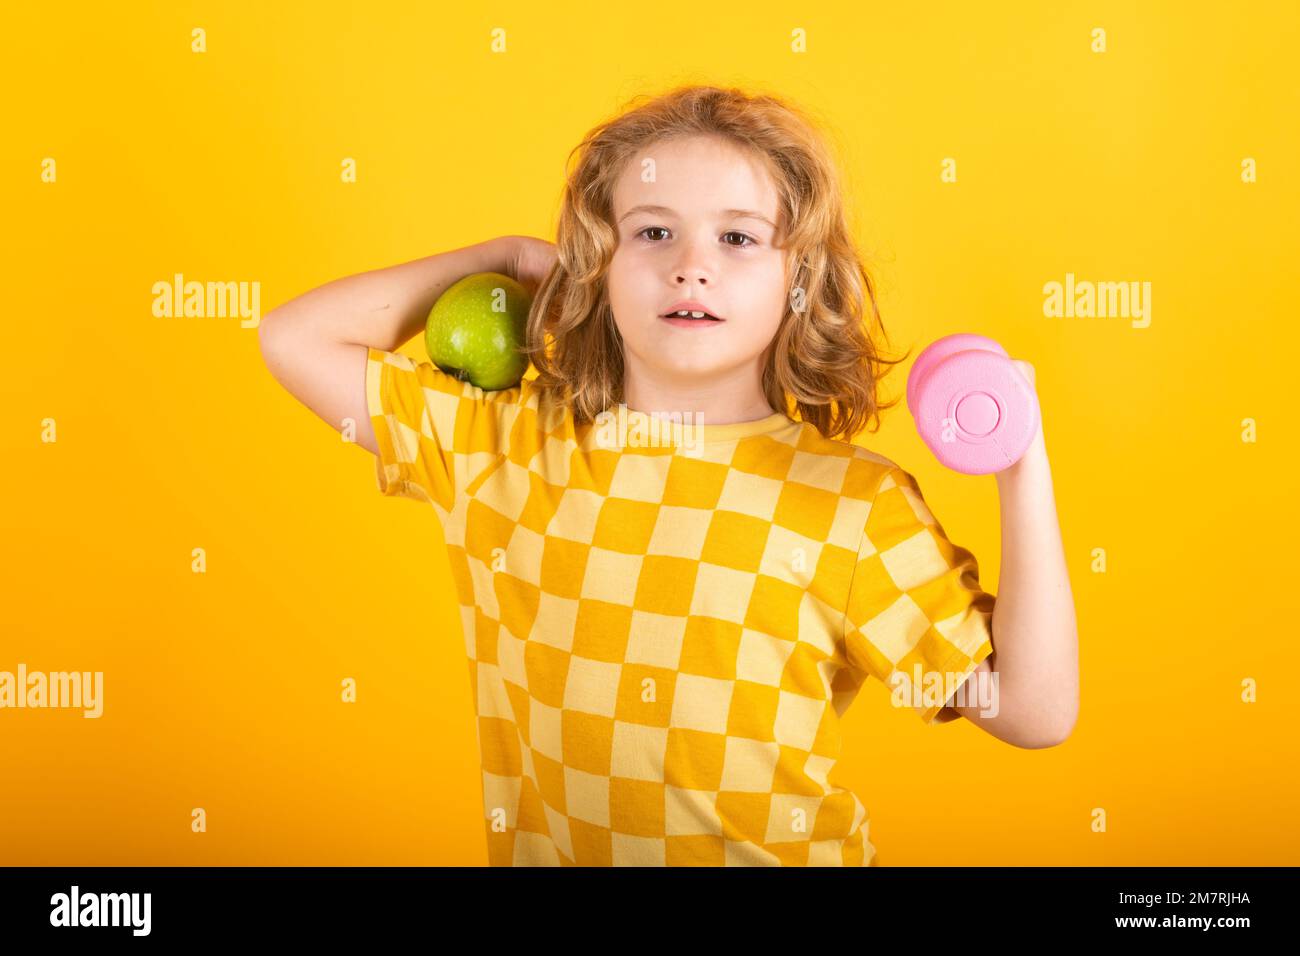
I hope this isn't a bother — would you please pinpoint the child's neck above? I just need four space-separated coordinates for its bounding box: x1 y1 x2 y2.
622 367 777 425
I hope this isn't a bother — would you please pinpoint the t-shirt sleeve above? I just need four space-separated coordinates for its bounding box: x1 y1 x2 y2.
364 346 526 509
842 466 996 725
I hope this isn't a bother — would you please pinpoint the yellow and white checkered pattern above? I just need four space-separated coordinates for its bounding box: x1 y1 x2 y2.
365 346 996 866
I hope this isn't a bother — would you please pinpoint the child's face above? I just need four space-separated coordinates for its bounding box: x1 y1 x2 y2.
607 134 788 399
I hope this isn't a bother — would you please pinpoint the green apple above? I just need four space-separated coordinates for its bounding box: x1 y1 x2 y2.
425 272 531 390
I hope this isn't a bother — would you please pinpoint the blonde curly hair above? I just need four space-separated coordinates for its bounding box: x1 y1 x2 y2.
521 83 906 442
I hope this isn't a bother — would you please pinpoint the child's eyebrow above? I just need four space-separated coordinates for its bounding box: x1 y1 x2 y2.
618 204 776 230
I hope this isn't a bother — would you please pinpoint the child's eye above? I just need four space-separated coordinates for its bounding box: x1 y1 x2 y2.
634 226 757 248
722 231 757 248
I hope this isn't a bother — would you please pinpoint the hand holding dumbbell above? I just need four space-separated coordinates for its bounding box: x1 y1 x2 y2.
906 333 1040 475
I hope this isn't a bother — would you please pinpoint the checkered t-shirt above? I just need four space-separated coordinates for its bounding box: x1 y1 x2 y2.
364 346 995 866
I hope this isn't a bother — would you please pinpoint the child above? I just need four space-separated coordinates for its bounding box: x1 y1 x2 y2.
260 84 1078 866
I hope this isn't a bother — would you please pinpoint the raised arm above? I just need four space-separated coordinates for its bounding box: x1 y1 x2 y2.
946 362 1080 748
257 237 516 455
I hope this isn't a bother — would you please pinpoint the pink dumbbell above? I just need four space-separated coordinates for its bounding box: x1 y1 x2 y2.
906 333 1040 475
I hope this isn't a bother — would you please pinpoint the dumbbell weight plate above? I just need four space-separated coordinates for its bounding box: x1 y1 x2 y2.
911 349 1040 475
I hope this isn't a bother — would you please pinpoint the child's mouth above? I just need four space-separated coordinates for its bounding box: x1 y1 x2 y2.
661 309 725 328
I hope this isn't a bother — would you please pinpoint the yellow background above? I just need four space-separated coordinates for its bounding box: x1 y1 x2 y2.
3 0 1296 865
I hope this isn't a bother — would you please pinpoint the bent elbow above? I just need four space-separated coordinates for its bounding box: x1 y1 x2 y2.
1016 716 1076 749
